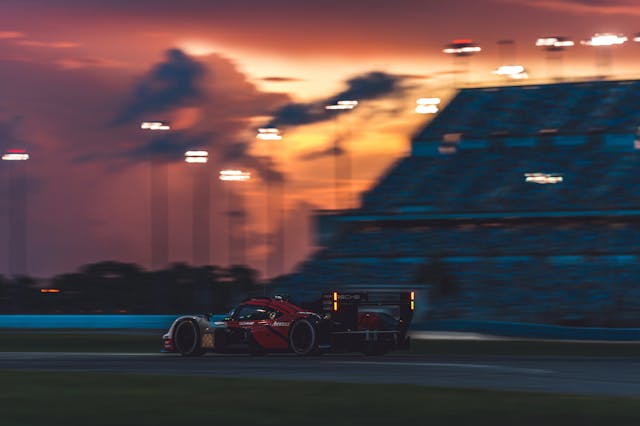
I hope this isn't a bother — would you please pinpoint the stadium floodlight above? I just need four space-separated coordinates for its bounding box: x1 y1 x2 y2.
536 36 574 50
582 33 627 77
219 169 251 181
184 150 208 163
140 121 171 130
415 98 441 114
493 65 528 79
257 128 283 140
443 39 480 87
581 33 627 46
536 36 574 80
2 149 29 161
524 173 563 184
325 100 358 110
442 39 481 56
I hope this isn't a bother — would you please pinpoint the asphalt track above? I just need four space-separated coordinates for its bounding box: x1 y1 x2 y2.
1 352 640 397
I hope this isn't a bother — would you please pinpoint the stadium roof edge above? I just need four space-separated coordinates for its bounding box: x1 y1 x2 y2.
328 209 640 223
455 76 640 91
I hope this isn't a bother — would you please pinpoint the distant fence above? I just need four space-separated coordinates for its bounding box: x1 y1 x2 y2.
413 320 640 341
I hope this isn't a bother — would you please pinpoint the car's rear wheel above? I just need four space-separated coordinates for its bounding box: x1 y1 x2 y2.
174 319 205 356
289 318 318 356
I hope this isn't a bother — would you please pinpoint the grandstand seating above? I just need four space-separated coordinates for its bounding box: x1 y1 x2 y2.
415 80 640 140
275 79 640 326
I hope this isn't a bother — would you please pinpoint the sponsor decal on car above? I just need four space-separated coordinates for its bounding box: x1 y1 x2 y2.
272 321 291 327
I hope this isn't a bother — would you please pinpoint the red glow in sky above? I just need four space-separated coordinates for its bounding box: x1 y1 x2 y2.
1 0 640 278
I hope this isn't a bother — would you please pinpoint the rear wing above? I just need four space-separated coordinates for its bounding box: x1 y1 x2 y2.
321 291 415 331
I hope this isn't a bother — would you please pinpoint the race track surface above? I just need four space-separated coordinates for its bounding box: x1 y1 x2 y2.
1 352 639 397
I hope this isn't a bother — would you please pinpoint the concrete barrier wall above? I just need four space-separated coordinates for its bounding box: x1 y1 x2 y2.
0 315 181 329
2 315 640 340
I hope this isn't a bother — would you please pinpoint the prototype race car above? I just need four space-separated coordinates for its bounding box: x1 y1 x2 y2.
162 291 414 356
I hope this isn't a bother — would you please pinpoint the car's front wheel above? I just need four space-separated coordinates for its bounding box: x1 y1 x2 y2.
289 318 318 356
174 319 205 356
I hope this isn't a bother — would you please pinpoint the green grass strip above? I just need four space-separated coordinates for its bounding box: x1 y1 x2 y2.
0 371 638 426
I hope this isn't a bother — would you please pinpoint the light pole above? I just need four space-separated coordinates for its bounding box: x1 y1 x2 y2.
2 149 29 277
325 100 358 210
184 150 210 266
141 121 171 270
256 128 285 278
497 39 515 64
492 39 528 81
536 36 574 81
443 39 481 87
581 33 627 78
219 169 250 266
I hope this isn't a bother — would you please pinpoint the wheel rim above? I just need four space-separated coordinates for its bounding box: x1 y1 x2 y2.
175 321 197 354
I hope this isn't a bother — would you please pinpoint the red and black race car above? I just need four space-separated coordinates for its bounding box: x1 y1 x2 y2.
162 291 414 356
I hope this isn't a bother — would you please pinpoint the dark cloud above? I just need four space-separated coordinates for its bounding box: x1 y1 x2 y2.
266 102 326 128
329 71 400 104
128 130 211 163
113 49 206 125
260 76 304 83
105 50 289 182
395 74 432 80
266 71 405 129
221 140 284 183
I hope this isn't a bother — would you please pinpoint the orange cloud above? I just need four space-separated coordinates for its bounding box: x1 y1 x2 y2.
17 40 80 48
54 57 125 70
0 30 25 39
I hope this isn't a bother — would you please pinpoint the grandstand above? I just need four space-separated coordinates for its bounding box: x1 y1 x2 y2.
275 79 640 327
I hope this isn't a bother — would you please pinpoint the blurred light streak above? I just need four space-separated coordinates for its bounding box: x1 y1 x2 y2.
524 173 563 184
581 33 627 46
140 121 171 130
219 170 251 181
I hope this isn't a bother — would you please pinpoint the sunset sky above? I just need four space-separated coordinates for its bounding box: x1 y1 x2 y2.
2 0 640 278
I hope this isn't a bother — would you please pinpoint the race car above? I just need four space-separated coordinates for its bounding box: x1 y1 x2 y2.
162 291 414 356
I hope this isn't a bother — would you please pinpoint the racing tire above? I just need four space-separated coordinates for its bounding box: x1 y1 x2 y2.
289 318 318 356
174 319 205 356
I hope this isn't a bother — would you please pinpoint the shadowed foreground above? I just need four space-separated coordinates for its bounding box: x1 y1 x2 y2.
1 371 639 426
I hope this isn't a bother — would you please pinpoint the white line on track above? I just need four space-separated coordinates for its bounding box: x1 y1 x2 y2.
329 361 554 375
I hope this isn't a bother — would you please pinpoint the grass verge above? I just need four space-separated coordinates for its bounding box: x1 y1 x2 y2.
1 371 639 426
